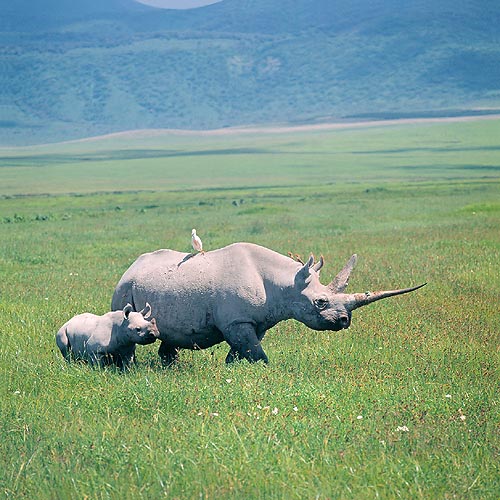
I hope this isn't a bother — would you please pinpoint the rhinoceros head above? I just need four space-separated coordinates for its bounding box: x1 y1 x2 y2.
123 302 160 345
293 254 425 332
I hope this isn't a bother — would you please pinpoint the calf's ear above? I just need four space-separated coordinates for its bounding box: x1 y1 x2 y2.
123 303 133 319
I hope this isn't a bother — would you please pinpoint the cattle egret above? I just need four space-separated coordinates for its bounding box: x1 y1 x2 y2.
191 229 204 254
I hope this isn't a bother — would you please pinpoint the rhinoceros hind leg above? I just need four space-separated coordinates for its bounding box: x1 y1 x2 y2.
158 342 180 366
225 348 239 363
224 323 268 364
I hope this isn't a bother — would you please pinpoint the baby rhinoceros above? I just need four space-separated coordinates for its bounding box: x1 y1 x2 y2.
56 303 159 369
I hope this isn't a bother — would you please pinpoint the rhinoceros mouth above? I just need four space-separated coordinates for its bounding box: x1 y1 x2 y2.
317 312 350 331
311 321 345 332
327 324 347 332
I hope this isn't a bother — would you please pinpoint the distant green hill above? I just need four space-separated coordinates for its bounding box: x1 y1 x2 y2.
1 0 500 145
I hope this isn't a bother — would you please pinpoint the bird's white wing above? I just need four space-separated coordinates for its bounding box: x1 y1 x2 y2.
192 234 203 252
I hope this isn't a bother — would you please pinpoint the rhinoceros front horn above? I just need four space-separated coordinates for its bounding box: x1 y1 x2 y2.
345 283 427 311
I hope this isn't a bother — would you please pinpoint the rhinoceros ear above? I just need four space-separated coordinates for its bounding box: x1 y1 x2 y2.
295 254 315 287
140 302 152 319
123 303 133 319
312 255 324 273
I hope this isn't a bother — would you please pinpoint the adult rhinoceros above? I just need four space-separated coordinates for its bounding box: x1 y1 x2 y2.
111 242 424 364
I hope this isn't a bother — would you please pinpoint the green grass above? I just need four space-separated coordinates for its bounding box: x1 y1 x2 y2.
1 119 499 498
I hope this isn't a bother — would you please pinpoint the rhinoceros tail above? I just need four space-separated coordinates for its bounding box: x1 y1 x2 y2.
56 327 71 361
111 281 136 312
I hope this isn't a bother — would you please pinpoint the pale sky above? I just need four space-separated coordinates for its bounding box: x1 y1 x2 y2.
135 0 223 9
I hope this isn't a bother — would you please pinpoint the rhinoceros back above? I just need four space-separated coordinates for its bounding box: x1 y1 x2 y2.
112 249 191 309
112 243 283 308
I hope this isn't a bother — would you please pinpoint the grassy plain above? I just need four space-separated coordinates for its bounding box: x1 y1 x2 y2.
1 119 499 498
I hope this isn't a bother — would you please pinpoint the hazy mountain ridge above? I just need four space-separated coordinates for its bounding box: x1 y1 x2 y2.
1 0 500 145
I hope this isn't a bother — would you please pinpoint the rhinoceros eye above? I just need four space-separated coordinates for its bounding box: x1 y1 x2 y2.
314 298 329 310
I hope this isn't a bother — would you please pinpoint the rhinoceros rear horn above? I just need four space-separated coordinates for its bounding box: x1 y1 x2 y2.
346 283 427 311
328 254 358 293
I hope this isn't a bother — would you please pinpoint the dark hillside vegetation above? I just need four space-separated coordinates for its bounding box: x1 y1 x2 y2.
1 0 500 145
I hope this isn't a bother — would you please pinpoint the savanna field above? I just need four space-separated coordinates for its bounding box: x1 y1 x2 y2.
0 119 499 498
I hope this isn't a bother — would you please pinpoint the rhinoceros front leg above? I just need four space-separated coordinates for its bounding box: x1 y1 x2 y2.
225 327 269 363
158 341 180 366
224 322 268 364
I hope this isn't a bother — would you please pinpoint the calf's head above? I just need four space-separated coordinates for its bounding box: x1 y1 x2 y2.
293 254 425 331
122 303 160 344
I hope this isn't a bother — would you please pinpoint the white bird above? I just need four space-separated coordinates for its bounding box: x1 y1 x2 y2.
191 229 204 254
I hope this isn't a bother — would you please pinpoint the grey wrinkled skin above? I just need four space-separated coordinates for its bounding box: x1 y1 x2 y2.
56 303 159 369
111 242 425 365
